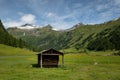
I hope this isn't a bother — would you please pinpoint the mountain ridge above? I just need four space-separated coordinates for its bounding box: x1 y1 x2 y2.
6 17 120 31
7 18 120 52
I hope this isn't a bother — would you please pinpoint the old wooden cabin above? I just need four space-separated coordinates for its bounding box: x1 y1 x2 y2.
37 48 64 68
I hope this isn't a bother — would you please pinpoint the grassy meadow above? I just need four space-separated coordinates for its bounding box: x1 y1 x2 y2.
0 44 120 80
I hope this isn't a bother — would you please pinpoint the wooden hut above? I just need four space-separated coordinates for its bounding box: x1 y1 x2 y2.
37 48 64 68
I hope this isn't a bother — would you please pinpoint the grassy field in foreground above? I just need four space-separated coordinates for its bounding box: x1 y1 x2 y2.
0 48 120 80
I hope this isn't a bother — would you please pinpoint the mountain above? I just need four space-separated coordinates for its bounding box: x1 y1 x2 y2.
66 18 120 51
7 24 64 51
7 18 120 52
11 23 40 29
0 20 31 49
66 22 84 31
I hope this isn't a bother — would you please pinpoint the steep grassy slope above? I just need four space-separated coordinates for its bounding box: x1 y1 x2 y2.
68 18 120 50
87 26 120 51
0 20 30 49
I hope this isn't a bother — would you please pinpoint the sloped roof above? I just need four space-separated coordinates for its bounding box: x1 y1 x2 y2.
37 48 64 55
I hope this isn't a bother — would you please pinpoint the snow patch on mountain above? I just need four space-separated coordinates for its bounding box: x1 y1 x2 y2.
17 24 40 29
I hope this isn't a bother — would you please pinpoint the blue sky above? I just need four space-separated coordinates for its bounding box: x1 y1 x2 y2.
0 0 120 29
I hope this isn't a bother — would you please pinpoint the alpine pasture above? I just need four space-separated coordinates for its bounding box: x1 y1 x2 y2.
0 44 120 80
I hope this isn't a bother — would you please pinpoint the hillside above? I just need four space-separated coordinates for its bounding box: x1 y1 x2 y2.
7 18 120 52
67 18 120 51
7 25 64 51
0 44 34 56
0 20 34 50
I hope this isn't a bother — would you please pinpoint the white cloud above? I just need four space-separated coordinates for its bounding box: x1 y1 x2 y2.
51 21 75 30
46 12 56 17
21 14 36 23
4 21 22 27
45 13 79 29
4 13 36 28
42 10 80 29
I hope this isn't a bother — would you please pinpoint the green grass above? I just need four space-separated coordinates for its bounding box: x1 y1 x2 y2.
0 45 120 80
0 44 35 56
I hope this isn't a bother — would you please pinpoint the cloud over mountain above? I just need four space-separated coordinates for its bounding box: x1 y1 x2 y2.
4 14 36 28
1 0 120 29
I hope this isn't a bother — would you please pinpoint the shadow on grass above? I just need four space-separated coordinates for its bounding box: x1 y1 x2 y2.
31 64 40 68
31 64 65 68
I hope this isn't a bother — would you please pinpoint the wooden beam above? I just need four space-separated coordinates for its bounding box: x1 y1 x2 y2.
62 55 64 66
40 54 42 68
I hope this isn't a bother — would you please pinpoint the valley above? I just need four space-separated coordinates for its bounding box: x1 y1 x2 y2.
0 17 120 80
0 0 120 80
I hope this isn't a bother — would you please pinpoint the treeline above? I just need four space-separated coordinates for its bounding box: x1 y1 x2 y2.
0 20 32 50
